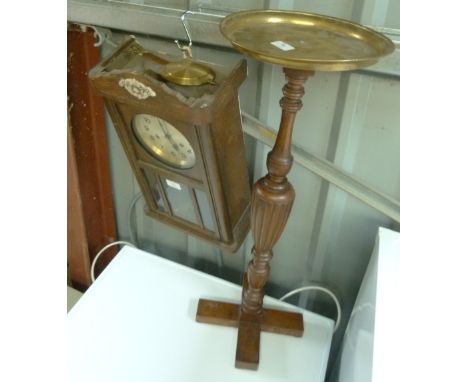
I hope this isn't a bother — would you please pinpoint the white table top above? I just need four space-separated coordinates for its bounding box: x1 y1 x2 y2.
68 246 334 382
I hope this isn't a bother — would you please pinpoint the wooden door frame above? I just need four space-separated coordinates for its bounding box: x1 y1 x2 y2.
67 24 117 289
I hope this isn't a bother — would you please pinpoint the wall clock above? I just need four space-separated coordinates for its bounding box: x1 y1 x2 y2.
89 36 251 252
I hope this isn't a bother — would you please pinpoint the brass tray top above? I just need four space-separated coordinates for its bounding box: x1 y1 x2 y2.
220 10 394 71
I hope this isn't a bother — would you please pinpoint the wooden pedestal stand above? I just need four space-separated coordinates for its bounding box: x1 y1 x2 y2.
196 68 313 369
195 9 394 371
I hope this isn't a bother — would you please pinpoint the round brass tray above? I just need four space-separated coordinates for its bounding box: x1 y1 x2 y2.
220 10 394 71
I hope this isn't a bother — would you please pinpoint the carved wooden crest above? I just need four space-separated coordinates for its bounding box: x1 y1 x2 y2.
118 78 156 100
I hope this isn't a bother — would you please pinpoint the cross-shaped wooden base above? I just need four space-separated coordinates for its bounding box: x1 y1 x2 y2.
196 275 304 370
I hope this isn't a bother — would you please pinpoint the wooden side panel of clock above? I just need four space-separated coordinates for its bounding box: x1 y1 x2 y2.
210 93 251 229
206 60 251 249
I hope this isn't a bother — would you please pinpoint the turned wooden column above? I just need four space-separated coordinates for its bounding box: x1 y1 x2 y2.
242 68 314 316
233 68 314 369
196 68 315 370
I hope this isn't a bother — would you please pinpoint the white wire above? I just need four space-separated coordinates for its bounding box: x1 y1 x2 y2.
91 241 136 283
127 192 143 247
279 285 342 333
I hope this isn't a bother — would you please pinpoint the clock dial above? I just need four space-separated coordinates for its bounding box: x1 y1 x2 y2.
132 114 196 169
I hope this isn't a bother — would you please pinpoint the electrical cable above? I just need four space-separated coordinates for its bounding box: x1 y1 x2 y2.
91 241 136 283
279 285 342 333
240 242 249 284
213 247 224 276
127 192 143 247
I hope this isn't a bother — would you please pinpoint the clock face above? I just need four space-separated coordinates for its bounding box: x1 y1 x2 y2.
132 114 196 169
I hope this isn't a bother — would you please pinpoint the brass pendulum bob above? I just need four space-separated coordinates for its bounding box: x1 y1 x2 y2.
159 11 215 86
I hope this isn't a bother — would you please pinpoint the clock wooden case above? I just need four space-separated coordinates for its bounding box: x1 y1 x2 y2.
89 36 251 252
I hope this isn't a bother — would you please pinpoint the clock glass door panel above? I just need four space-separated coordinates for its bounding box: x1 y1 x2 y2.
161 177 199 226
142 168 167 212
194 189 216 232
140 165 219 236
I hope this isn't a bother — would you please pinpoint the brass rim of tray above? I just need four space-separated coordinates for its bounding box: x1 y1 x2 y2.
220 10 395 71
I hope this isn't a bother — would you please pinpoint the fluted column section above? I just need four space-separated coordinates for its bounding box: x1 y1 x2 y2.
242 68 314 315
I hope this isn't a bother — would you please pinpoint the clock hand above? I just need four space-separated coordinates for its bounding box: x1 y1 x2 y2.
157 119 170 137
157 119 167 134
156 120 183 153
